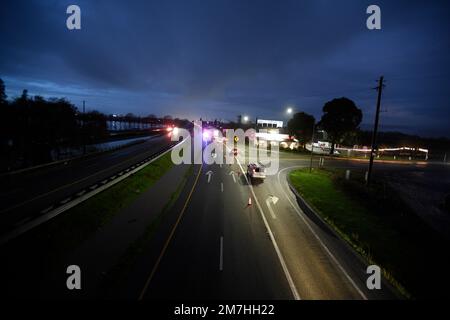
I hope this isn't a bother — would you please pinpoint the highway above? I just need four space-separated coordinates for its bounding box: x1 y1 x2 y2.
0 134 173 237
138 143 419 300
3 136 447 299
141 161 293 299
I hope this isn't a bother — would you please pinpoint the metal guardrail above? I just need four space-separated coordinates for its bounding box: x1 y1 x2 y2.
0 140 183 245
0 134 163 178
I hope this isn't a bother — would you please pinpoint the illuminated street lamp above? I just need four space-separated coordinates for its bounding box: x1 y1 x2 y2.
243 116 249 122
286 107 293 114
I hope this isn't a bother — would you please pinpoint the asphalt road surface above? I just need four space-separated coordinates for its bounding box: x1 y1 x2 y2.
0 134 173 237
4 138 447 299
138 143 430 299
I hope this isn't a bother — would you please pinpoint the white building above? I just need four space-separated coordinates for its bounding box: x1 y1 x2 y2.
256 119 283 129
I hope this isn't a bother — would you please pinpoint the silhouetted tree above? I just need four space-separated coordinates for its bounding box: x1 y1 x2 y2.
287 112 315 148
341 129 362 147
163 115 173 125
20 89 28 101
145 114 157 122
173 118 192 129
1 91 80 169
27 97 79 163
79 110 108 144
0 78 11 170
0 78 6 105
319 97 362 154
0 81 144 171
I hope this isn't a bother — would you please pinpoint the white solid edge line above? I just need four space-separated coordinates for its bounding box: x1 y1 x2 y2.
277 165 368 300
0 140 186 245
234 155 301 300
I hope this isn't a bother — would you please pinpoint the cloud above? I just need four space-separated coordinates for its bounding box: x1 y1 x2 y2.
1 0 449 136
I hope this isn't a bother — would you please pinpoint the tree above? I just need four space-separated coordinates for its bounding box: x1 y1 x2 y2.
0 78 10 170
287 112 315 148
0 78 7 105
319 97 362 154
20 89 28 101
80 110 108 143
163 115 173 125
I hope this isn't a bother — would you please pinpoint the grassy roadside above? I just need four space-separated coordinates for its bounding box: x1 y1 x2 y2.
289 168 450 299
98 164 194 296
0 151 175 287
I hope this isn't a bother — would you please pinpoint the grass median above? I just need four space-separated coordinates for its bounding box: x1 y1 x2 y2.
289 168 450 299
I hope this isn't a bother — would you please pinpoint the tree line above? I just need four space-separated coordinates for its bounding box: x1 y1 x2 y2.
225 96 443 156
0 78 174 172
287 97 450 157
287 97 362 154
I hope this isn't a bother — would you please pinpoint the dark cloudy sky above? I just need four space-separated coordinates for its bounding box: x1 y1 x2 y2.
1 0 449 137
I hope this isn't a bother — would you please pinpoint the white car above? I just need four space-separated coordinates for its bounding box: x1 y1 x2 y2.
247 163 266 180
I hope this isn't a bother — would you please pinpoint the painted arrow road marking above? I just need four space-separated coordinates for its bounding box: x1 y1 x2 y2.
206 170 213 183
229 171 236 183
266 195 279 219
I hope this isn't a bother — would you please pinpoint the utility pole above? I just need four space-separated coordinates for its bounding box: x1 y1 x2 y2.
367 76 385 186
